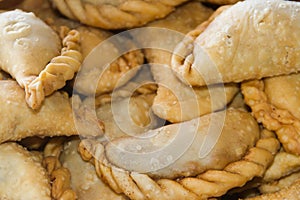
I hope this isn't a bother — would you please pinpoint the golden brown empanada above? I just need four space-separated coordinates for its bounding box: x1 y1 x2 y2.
134 2 238 123
172 0 300 87
242 73 300 155
50 0 189 29
79 109 280 199
0 142 51 200
60 139 126 200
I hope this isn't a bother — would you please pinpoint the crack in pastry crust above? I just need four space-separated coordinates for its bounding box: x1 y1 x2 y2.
50 0 189 29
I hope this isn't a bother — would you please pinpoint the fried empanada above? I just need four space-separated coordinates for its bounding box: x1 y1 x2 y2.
241 74 300 155
172 0 300 86
73 26 144 96
134 2 238 123
0 142 51 200
0 80 78 143
60 139 126 200
0 9 61 88
79 109 280 199
50 0 189 29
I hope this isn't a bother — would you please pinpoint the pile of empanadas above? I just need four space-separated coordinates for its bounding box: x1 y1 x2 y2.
0 0 299 199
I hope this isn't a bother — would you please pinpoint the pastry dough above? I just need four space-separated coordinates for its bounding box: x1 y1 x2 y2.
78 118 280 200
60 139 126 200
50 0 189 29
0 80 78 144
73 26 144 96
25 29 82 109
172 0 300 86
241 74 300 155
0 10 61 89
0 142 51 200
135 2 238 122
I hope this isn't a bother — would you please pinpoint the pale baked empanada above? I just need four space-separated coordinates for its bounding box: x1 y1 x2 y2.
50 0 189 29
172 0 300 86
79 109 280 199
242 74 300 155
0 142 51 200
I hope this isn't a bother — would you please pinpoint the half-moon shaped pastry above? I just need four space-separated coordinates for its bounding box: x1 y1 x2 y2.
0 142 51 200
172 0 300 86
50 0 189 29
79 109 280 199
0 9 61 89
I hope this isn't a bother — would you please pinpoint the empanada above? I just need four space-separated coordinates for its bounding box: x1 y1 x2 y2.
0 9 61 88
134 2 238 122
60 139 126 200
0 142 51 200
73 26 144 96
0 80 88 143
241 74 300 155
172 0 300 86
50 0 189 29
79 109 280 199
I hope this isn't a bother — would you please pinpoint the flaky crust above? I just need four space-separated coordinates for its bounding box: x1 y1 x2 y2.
78 125 279 200
50 0 189 29
0 142 51 200
25 29 82 109
241 78 300 155
0 80 77 143
172 0 300 86
0 9 61 88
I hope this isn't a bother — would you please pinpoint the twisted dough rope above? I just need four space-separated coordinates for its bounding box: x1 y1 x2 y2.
51 0 189 29
43 137 77 200
78 130 280 200
241 80 300 155
25 29 82 109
